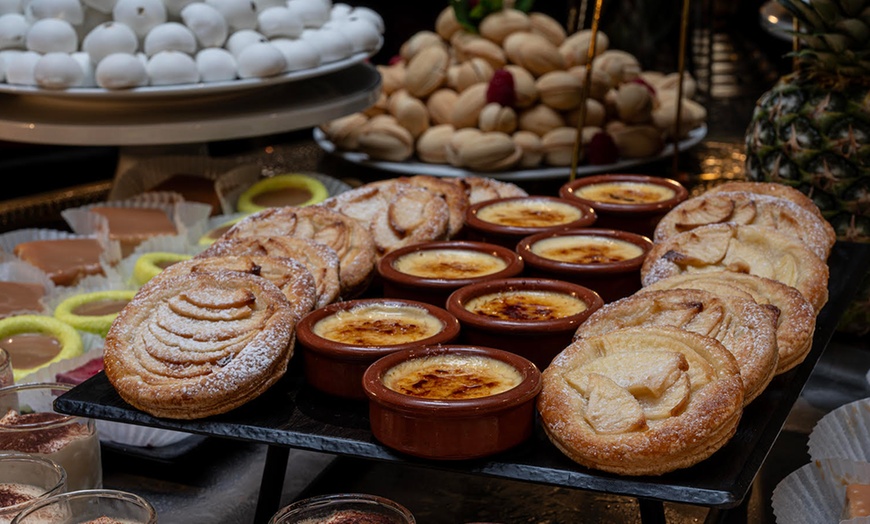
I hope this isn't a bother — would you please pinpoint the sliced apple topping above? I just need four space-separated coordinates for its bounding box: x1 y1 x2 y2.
573 373 647 434
674 197 736 231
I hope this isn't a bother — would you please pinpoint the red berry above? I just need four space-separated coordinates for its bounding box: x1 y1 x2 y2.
486 69 516 107
586 131 619 165
388 55 403 66
631 77 656 97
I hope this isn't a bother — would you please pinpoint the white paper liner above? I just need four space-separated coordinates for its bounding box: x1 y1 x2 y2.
0 260 57 317
108 153 247 216
217 164 353 213
809 397 870 463
0 228 123 278
772 458 870 524
61 200 212 243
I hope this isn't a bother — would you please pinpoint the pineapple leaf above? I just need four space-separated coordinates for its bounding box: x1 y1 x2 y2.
821 33 852 52
835 19 870 44
812 0 843 27
779 0 827 29
839 0 866 17
450 0 534 32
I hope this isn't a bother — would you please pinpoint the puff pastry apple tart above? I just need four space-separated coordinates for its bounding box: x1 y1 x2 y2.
538 326 744 476
653 191 835 261
198 235 341 308
706 181 824 219
640 271 816 374
641 223 829 314
221 205 376 299
573 288 778 405
104 269 296 419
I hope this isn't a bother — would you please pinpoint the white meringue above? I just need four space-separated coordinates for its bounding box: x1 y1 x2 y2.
256 6 302 39
4 49 40 84
34 51 84 88
70 50 96 85
26 0 84 25
235 40 284 78
112 0 167 39
269 37 319 72
204 0 257 32
143 21 197 56
25 18 78 53
0 13 28 50
224 28 264 56
95 51 147 88
286 0 329 28
195 46 236 82
300 26 351 63
180 2 227 48
82 21 138 65
146 49 199 85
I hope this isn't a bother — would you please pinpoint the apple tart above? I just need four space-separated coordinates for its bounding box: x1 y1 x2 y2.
640 271 816 374
321 178 451 257
653 191 835 261
104 269 296 419
706 181 823 219
221 205 376 299
641 223 829 314
198 235 341 308
400 174 470 238
573 288 778 405
538 326 744 476
157 255 317 323
457 175 529 204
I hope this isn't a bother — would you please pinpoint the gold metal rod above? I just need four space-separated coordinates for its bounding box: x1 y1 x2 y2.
672 0 691 176
569 0 603 182
792 15 800 71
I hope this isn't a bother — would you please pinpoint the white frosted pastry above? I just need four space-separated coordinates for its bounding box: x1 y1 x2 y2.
269 37 320 71
25 18 77 53
0 13 28 50
301 27 351 62
180 2 227 48
4 49 39 84
257 6 303 39
286 0 329 28
26 0 84 25
236 40 285 77
70 50 96 85
204 0 257 31
143 21 197 56
95 51 147 88
331 16 379 53
195 46 236 81
146 49 199 85
82 21 138 64
225 28 265 56
112 0 167 38
33 51 84 88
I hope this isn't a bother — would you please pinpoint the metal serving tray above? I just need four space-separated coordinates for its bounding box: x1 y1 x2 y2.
55 242 870 522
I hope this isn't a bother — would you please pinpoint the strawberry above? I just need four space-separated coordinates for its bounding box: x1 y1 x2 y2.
586 131 619 165
486 69 516 107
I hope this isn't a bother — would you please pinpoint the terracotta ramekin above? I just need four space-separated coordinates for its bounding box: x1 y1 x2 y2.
463 195 596 249
516 228 654 304
445 277 604 370
559 174 688 238
362 344 542 460
377 240 525 308
296 298 461 400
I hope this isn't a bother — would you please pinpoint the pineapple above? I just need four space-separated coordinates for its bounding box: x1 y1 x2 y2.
744 0 870 335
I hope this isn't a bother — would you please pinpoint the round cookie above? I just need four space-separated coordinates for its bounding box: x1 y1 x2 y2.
54 289 137 337
0 314 84 382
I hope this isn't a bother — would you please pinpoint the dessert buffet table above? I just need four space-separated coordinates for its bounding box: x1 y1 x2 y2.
52 241 870 524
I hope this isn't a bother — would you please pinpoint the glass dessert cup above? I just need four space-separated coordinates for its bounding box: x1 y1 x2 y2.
269 493 416 524
10 489 157 524
0 453 66 524
0 383 102 491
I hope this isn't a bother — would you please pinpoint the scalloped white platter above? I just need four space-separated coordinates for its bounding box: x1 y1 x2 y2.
0 46 379 101
313 124 707 182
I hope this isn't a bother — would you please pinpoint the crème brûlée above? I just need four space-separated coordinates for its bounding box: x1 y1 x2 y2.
573 181 677 205
476 198 584 227
464 290 588 321
392 248 508 279
382 354 523 399
312 303 445 346
531 235 646 264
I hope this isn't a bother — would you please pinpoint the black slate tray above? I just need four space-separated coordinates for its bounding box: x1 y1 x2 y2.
55 242 870 512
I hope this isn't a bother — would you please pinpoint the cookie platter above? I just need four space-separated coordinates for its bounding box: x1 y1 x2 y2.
54 240 870 519
313 124 707 182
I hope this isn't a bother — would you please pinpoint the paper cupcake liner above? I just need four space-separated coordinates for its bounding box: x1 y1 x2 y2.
61 200 212 240
96 420 193 448
809 397 870 463
0 227 122 273
772 458 870 524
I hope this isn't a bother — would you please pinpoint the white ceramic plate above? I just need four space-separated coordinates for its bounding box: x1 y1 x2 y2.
313 124 707 182
0 44 379 100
